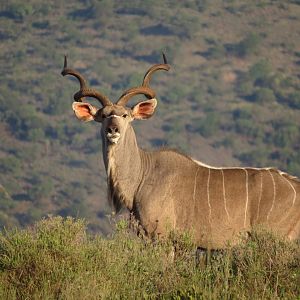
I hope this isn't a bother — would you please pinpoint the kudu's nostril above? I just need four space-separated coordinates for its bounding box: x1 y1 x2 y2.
107 126 119 134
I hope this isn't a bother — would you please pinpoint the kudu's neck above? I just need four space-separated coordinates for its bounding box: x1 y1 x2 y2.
102 125 144 211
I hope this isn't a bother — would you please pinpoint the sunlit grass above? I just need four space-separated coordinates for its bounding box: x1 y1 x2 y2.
0 216 298 299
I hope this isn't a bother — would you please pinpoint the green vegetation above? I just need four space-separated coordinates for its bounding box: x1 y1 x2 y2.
192 112 221 138
235 33 262 58
0 217 298 299
0 0 300 231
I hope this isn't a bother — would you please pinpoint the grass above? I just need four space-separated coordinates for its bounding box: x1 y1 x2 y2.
0 216 298 299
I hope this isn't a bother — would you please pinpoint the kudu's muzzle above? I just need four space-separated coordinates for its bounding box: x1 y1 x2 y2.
106 119 121 144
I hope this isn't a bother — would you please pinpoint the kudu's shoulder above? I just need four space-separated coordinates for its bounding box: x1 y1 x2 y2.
143 148 199 172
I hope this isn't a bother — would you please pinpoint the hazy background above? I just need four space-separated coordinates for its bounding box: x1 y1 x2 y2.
0 0 299 233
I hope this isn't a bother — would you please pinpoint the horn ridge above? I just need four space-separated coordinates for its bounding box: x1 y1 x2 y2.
61 56 112 107
116 86 155 106
116 53 170 107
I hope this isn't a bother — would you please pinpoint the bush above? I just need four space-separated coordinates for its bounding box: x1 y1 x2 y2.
5 3 34 21
8 146 38 164
286 91 300 109
0 185 15 211
231 229 299 299
0 211 19 228
237 148 269 167
0 217 298 299
193 112 220 138
59 199 90 219
235 119 263 139
27 176 54 202
164 82 191 104
235 33 261 57
232 108 252 120
182 0 209 11
44 93 70 115
5 105 46 141
0 156 21 175
164 118 190 153
271 123 299 148
248 60 272 82
252 88 276 103
236 77 254 96
207 43 226 59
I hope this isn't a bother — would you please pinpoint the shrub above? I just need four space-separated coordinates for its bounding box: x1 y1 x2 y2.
207 43 226 59
5 105 46 141
286 91 300 109
166 13 199 39
232 108 252 120
235 33 261 57
164 118 190 153
59 199 90 219
252 88 276 103
287 161 300 177
0 156 21 175
26 128 45 142
236 77 254 96
194 112 220 137
248 59 272 82
235 119 263 139
8 146 39 163
271 123 299 148
164 82 191 104
27 177 54 202
44 93 70 115
231 229 299 299
0 185 15 211
5 3 34 21
237 148 269 167
0 211 19 228
214 136 235 148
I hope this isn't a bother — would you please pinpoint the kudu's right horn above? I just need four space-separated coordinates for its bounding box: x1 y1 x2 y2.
116 53 170 107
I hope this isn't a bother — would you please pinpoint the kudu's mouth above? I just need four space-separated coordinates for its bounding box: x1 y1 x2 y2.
107 132 121 144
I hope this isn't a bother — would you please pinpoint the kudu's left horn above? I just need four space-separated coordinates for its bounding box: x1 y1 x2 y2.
116 53 170 107
61 55 112 107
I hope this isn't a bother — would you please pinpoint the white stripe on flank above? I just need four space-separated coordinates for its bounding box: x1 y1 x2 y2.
221 169 230 221
244 169 249 228
256 171 263 222
207 168 211 224
193 167 200 210
267 169 276 221
281 174 297 207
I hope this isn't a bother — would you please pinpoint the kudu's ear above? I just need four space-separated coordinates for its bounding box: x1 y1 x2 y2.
132 98 157 120
72 102 98 122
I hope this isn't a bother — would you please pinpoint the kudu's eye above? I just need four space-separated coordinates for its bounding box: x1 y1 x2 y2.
122 114 128 118
102 114 107 119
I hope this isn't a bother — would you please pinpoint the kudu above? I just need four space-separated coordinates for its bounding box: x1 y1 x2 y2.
62 55 300 249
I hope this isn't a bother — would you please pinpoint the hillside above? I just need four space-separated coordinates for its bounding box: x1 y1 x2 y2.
0 0 300 232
